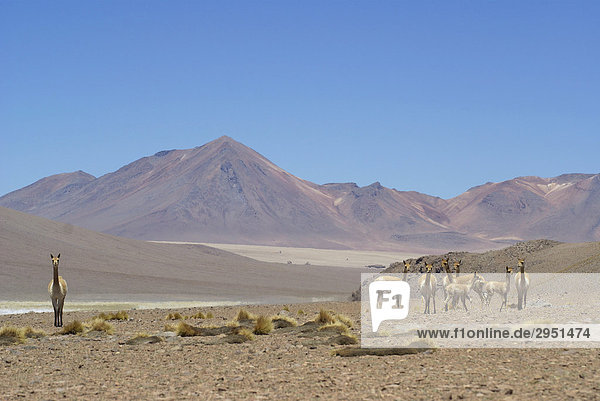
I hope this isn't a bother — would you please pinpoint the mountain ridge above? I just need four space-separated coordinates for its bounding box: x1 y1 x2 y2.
1 136 598 252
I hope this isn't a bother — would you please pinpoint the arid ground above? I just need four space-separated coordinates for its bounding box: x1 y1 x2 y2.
2 301 599 400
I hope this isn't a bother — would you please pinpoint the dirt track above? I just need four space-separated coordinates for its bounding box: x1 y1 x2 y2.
1 301 599 400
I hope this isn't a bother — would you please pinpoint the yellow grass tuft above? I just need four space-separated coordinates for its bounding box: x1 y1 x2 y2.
253 315 273 335
282 305 290 312
187 311 206 319
175 321 198 337
165 312 184 320
0 326 26 344
235 308 257 321
96 310 129 321
318 322 350 335
206 311 214 319
234 327 255 341
297 309 305 315
164 323 177 332
335 314 354 328
271 315 298 328
314 309 336 325
22 326 46 338
60 321 85 335
88 318 115 334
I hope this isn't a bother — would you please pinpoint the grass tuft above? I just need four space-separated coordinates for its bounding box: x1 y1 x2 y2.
314 309 336 325
253 315 273 335
164 323 177 332
297 309 305 315
206 311 214 319
96 310 129 321
318 322 350 335
187 311 206 319
335 314 354 328
22 326 46 338
271 315 298 328
235 308 257 321
175 321 199 337
88 318 115 334
0 326 26 344
282 305 290 312
233 327 255 341
60 321 85 335
165 312 184 320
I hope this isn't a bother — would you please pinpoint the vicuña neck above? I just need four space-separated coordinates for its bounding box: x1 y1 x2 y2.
53 266 59 287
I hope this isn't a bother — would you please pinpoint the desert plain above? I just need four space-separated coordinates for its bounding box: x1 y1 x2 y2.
2 301 600 401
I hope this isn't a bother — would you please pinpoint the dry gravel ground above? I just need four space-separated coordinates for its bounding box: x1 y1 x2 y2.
1 301 599 400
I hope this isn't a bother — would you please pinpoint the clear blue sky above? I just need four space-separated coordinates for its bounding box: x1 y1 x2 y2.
1 1 598 199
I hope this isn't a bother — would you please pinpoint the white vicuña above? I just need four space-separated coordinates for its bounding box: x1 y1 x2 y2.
514 259 530 310
443 272 482 312
418 263 437 314
483 267 513 311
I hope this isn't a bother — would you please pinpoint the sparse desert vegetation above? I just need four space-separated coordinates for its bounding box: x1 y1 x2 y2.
95 310 129 321
165 312 184 320
253 315 273 335
0 301 598 400
59 320 86 335
235 308 257 321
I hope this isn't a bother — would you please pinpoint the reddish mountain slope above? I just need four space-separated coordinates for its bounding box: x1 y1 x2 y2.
1 136 598 251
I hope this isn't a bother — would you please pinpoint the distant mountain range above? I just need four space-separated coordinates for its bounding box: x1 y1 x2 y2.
2 136 599 252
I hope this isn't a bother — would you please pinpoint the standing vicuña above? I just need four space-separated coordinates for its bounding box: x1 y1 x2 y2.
48 253 68 327
418 263 437 314
483 266 512 311
515 259 530 310
453 260 487 306
444 272 482 312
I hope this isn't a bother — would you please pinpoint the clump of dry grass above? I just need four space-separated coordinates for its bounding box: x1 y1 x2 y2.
235 308 257 321
318 322 350 335
0 326 26 344
206 311 214 319
164 323 177 332
314 309 336 325
165 312 184 320
186 311 206 319
271 315 298 328
96 310 129 321
88 318 115 335
282 305 290 312
253 315 273 335
297 309 305 315
175 321 199 337
22 326 46 338
60 321 85 335
233 327 255 341
335 314 354 328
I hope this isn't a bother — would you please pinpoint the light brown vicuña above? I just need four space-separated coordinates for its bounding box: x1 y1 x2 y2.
48 253 67 327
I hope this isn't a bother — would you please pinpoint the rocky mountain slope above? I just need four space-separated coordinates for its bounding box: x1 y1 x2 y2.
1 136 598 252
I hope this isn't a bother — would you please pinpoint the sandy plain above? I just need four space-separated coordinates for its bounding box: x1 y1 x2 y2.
1 301 599 400
154 241 419 268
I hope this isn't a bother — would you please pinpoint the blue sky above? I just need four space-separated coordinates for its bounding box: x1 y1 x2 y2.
1 1 598 199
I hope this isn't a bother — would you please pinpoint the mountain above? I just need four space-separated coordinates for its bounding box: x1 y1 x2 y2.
0 206 359 302
1 136 599 252
445 174 600 243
